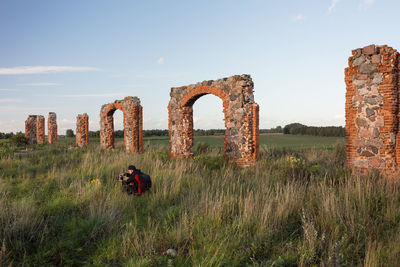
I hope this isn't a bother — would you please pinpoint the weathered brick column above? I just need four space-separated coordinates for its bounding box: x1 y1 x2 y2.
25 115 38 145
37 116 45 144
345 44 400 176
76 113 89 147
168 74 259 166
25 115 45 145
100 96 143 153
48 112 57 144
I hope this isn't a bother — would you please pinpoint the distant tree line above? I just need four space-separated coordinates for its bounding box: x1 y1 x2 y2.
0 132 16 139
260 126 283 134
1 124 345 140
282 123 345 137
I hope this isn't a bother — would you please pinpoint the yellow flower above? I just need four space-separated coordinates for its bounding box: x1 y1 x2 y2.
90 178 101 186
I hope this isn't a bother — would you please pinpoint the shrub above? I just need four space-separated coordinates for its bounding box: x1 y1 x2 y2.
10 132 26 147
194 142 210 154
334 140 346 165
66 129 74 137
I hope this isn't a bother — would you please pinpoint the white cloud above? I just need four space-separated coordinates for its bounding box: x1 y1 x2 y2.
0 106 54 112
19 82 60 86
360 0 376 7
0 88 18 91
0 66 100 75
293 14 305 22
157 57 164 64
328 0 340 13
0 120 22 133
58 118 76 133
0 98 23 103
364 0 376 5
334 114 344 119
59 93 124 98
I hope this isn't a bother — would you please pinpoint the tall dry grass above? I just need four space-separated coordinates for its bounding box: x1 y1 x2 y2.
0 139 399 266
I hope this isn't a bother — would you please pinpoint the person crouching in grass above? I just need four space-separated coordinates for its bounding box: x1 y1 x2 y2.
118 165 151 195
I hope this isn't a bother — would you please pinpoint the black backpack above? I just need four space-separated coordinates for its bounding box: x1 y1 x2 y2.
138 172 152 191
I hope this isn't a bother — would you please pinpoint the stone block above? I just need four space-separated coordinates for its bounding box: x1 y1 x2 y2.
362 44 376 55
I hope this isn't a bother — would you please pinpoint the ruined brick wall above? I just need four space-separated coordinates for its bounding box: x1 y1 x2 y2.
76 113 89 147
25 115 38 145
25 115 45 145
100 96 143 153
168 74 259 166
345 44 400 176
48 112 57 144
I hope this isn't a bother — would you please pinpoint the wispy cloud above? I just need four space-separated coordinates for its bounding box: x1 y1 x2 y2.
0 107 55 120
0 66 100 75
0 98 23 103
157 57 164 64
0 88 18 91
18 82 60 86
328 0 340 13
293 14 305 22
135 71 190 79
360 0 376 7
59 93 124 98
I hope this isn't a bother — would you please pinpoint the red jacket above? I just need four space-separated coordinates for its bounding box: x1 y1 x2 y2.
126 172 142 194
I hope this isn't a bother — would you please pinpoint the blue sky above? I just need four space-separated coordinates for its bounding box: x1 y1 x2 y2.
1 0 399 133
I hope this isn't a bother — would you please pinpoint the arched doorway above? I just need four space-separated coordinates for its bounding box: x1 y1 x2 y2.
168 75 259 166
100 96 143 153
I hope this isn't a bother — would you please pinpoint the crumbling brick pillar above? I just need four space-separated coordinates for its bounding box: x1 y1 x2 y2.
168 74 259 166
25 115 38 145
25 115 45 145
345 44 400 176
100 96 143 153
76 113 89 147
37 116 45 144
48 112 57 144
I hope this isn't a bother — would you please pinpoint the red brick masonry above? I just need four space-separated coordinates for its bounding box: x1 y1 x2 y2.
345 44 400 177
25 115 45 145
48 112 57 144
76 113 89 147
100 96 143 153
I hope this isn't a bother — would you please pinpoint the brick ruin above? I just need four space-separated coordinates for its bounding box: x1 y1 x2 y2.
100 96 143 153
76 113 89 147
168 74 259 166
345 44 400 177
25 115 45 145
47 112 58 144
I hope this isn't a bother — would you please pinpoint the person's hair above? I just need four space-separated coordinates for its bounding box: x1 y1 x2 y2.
128 165 136 171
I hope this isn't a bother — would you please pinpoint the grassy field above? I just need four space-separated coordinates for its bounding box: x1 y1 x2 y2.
143 134 343 149
1 135 400 266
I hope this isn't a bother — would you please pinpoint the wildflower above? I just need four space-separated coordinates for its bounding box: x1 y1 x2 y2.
90 178 101 186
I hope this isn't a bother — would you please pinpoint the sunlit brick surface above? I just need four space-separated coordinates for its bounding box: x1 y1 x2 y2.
168 75 259 166
100 96 143 153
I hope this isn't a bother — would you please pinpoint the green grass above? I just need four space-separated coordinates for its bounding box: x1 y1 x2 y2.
142 134 344 149
1 136 399 266
259 134 342 149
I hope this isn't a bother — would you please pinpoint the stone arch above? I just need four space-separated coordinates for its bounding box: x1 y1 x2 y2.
168 74 259 166
100 96 143 153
